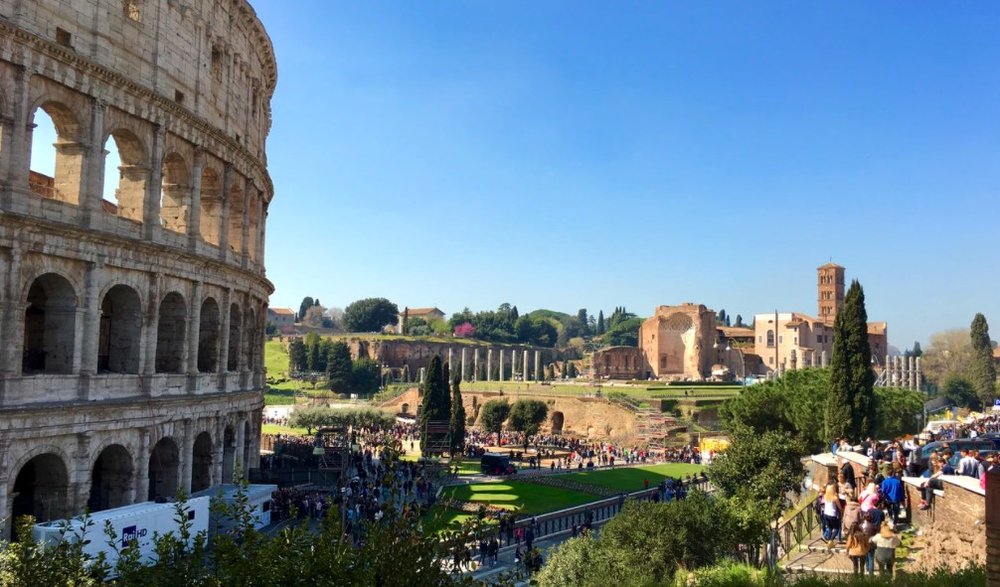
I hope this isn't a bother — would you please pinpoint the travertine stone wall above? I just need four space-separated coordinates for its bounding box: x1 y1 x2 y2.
639 303 717 380
0 0 275 535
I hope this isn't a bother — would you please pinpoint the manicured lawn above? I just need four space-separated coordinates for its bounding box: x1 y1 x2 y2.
441 480 599 515
265 339 289 377
420 508 482 535
264 388 295 405
555 463 705 492
261 423 308 436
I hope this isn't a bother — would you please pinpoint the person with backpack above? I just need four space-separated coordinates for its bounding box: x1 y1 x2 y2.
846 520 871 575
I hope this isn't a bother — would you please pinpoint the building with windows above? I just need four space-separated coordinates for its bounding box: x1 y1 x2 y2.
0 0 275 535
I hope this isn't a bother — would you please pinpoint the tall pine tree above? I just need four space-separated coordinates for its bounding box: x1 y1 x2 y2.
449 372 466 456
597 310 605 335
826 280 875 441
970 313 997 407
419 356 451 456
326 341 353 392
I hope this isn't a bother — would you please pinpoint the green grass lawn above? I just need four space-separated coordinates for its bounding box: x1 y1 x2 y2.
555 463 705 492
265 339 289 377
441 480 599 515
264 388 295 405
261 423 308 436
420 508 482 535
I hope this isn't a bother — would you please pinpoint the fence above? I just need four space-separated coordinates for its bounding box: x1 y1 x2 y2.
765 492 820 569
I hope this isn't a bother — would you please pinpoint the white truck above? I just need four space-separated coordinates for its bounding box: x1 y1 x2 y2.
32 496 210 569
192 483 277 535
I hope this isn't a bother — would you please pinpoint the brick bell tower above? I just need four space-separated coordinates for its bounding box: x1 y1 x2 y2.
818 262 845 325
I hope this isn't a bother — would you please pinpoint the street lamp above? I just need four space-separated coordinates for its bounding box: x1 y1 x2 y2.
714 341 746 391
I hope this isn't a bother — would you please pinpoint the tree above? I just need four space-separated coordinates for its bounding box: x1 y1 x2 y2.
325 341 353 392
942 374 980 410
970 313 997 407
343 297 399 333
305 332 323 372
872 387 925 438
597 310 605 335
453 322 475 338
576 309 590 336
302 305 326 328
351 357 381 396
418 356 451 455
478 399 510 438
910 341 923 357
603 317 642 347
449 374 466 456
508 399 548 450
826 280 875 441
707 426 805 520
734 314 745 328
298 296 314 322
922 329 973 386
288 339 307 372
716 309 730 327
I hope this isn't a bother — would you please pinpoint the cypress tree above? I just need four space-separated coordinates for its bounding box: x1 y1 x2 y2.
597 310 605 335
970 313 997 407
450 372 466 456
419 356 451 455
826 280 875 441
326 341 353 392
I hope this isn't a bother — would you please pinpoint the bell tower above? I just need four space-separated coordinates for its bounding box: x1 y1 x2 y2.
818 263 845 325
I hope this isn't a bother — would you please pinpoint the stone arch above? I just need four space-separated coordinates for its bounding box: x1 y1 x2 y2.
98 284 142 373
222 426 236 484
148 437 179 501
551 411 565 435
10 453 71 531
227 180 245 254
191 431 213 492
156 292 187 373
199 167 222 246
160 151 190 233
197 297 220 372
23 272 77 374
102 128 148 222
88 444 133 512
227 302 241 371
28 101 84 205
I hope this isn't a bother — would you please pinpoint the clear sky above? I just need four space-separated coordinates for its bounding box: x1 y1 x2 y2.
33 1 1000 350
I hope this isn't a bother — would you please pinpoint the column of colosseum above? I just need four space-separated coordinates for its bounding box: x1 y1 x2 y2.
0 0 276 536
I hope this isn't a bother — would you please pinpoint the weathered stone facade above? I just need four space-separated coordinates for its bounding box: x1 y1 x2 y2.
0 0 276 534
639 303 717 380
591 346 643 380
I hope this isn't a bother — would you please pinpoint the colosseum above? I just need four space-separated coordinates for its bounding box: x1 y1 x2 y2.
0 0 276 535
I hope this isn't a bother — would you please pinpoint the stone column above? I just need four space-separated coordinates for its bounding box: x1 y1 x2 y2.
77 261 100 395
134 428 150 503
235 415 246 475
820 350 828 368
240 177 252 267
186 281 203 385
461 348 467 381
0 248 22 378
473 348 480 382
523 350 529 382
915 357 922 391
80 99 107 228
180 419 194 494
217 164 232 260
211 417 224 487
3 66 30 196
486 349 493 381
499 349 505 382
139 273 160 395
187 149 204 250
910 356 918 390
71 433 93 514
534 350 541 383
143 126 164 239
218 288 232 386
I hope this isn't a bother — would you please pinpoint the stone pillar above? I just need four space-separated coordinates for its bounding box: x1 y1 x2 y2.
3 66 30 195
534 350 541 382
180 420 194 494
486 348 493 381
235 415 246 474
499 349 505 382
71 433 93 513
447 347 453 374
211 417 224 487
77 261 100 392
240 177 252 267
523 350 529 382
461 348 467 381
186 281 203 383
0 248 22 378
143 126 164 239
81 99 107 227
139 274 160 394
916 357 923 391
218 288 232 385
217 164 232 260
187 149 204 250
820 350 828 368
134 428 150 503
473 348 480 382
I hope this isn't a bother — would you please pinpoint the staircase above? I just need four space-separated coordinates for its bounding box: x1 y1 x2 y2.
782 533 856 576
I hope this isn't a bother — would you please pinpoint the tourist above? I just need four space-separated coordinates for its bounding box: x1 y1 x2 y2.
981 455 996 491
870 523 901 576
821 484 842 546
841 495 861 541
880 470 904 525
845 521 871 575
958 448 980 478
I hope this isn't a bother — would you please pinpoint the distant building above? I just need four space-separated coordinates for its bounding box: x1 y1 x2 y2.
267 308 296 332
817 262 845 325
717 326 754 347
639 303 718 380
753 312 835 375
397 307 446 333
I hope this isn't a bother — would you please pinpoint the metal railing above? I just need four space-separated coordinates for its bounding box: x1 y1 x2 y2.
766 492 819 569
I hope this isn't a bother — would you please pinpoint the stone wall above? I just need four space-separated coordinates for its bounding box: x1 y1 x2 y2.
639 303 717 380
590 346 644 380
904 476 986 573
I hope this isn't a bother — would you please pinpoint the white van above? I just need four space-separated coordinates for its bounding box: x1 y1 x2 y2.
924 419 960 434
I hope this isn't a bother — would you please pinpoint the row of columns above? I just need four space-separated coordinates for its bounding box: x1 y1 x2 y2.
433 347 544 383
885 355 922 390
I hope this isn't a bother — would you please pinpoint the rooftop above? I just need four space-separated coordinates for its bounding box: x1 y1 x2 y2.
270 307 295 316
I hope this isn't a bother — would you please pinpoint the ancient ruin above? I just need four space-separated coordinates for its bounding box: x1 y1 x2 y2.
0 0 276 534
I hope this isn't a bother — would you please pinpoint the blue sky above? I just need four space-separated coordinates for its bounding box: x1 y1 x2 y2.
252 1 1000 350
33 1 1000 350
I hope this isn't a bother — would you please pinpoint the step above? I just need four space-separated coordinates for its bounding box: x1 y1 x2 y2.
783 550 856 576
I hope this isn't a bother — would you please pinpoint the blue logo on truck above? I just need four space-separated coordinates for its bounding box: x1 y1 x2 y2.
121 525 147 548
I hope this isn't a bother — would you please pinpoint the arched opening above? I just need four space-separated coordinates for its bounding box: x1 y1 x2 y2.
197 298 220 372
147 437 179 501
23 273 77 374
155 292 187 373
227 182 244 254
28 103 83 205
242 420 252 469
160 152 190 233
11 454 71 531
227 303 241 372
198 167 222 246
401 403 410 415
660 313 694 375
766 330 775 347
98 285 142 373
551 411 564 435
102 129 148 222
222 426 236 484
88 445 133 512
191 432 213 492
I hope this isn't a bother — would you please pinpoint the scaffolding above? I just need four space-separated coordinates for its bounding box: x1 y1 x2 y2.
422 420 452 456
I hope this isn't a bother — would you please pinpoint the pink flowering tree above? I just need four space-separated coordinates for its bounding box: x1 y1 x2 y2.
453 322 475 338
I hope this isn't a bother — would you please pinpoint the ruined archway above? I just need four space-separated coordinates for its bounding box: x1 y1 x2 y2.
88 444 133 512
199 167 222 246
155 292 187 373
551 411 565 435
191 431 213 492
160 152 190 233
148 437 179 501
98 285 142 373
197 298 220 372
28 102 83 205
23 273 77 374
102 128 148 222
227 303 241 372
222 426 236 484
11 453 70 530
